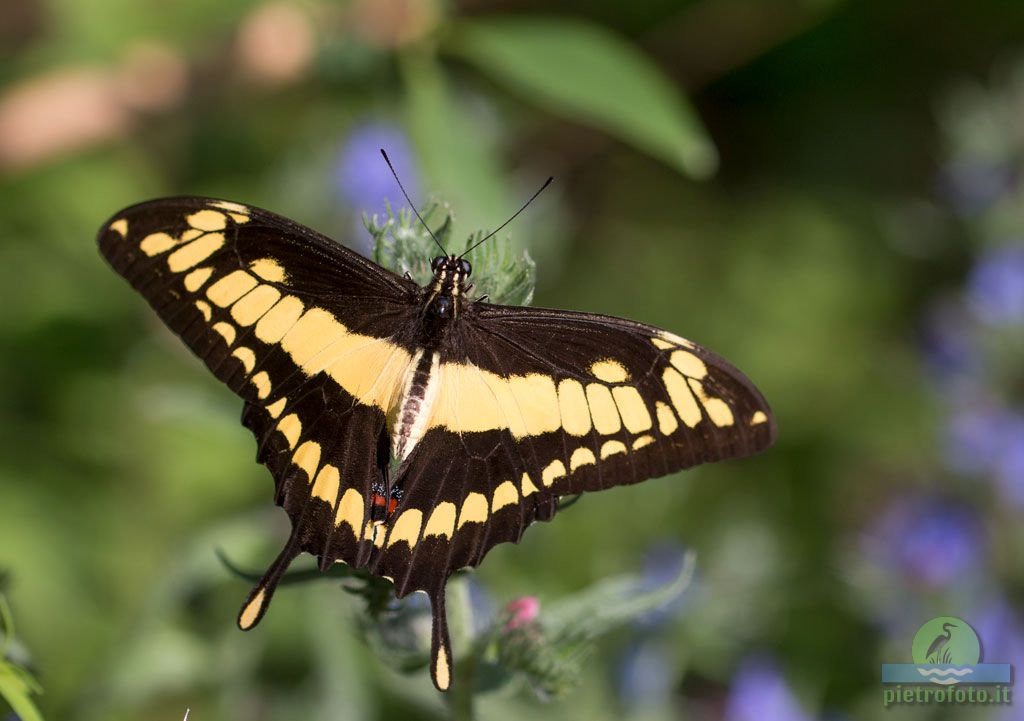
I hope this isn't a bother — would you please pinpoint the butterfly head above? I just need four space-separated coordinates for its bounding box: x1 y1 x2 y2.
426 255 472 320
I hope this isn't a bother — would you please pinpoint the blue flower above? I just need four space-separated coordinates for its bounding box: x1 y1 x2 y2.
994 415 1024 509
938 159 1017 216
944 405 1011 475
335 122 419 217
919 299 978 378
616 640 675 711
969 596 1024 666
634 541 690 630
863 495 984 589
725 655 813 721
965 245 1024 326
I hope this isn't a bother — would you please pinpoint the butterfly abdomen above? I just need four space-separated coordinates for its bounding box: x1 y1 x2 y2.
392 349 441 461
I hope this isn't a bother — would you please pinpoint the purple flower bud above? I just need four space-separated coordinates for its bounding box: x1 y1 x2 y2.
966 245 1024 326
725 655 813 721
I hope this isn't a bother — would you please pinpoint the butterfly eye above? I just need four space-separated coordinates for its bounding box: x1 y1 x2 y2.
431 257 445 272
459 259 472 276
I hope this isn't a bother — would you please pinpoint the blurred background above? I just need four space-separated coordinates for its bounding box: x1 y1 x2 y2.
2 0 1024 719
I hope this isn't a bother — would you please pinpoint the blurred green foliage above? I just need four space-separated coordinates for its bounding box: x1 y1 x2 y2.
2 0 1024 720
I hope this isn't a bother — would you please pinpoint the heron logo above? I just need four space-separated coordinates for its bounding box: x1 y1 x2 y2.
911 617 980 667
881 616 1013 708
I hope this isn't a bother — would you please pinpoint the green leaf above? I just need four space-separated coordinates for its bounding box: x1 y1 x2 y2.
400 48 509 235
0 664 44 721
448 18 717 179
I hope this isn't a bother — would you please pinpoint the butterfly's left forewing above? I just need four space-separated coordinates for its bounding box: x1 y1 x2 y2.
98 197 421 630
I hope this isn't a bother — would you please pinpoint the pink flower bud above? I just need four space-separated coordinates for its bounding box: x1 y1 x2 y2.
503 596 540 631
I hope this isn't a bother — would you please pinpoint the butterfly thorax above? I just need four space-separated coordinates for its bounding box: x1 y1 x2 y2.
422 255 472 322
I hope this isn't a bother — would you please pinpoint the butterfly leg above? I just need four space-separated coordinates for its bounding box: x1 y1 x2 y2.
237 528 303 630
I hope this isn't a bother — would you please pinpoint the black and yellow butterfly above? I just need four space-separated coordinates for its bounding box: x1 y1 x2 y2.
97 189 775 690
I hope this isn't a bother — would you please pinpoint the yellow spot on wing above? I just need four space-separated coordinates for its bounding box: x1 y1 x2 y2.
508 374 561 436
184 266 213 292
662 368 701 427
108 218 127 237
292 440 321 480
612 386 652 433
651 338 674 350
492 481 518 512
541 459 567 487
600 440 627 458
212 322 236 345
321 333 412 413
187 209 227 231
435 644 451 691
280 308 346 367
140 232 176 256
751 410 768 425
632 434 654 450
194 300 212 321
250 258 287 283
570 447 596 471
655 401 679 435
278 413 301 449
212 200 249 214
431 366 560 438
458 493 488 528
238 589 265 630
520 472 539 497
670 350 707 379
208 270 258 307
586 383 621 435
423 502 456 539
335 488 363 534
591 359 629 383
168 232 224 272
232 346 256 373
558 378 592 436
312 464 340 503
231 285 282 326
255 296 304 344
251 371 271 399
660 331 695 349
388 509 423 548
265 397 286 418
687 379 734 427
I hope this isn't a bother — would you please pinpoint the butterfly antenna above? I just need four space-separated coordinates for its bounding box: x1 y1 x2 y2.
459 176 553 259
380 149 448 256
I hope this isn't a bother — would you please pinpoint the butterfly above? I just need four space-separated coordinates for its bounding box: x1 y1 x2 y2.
97 173 775 690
